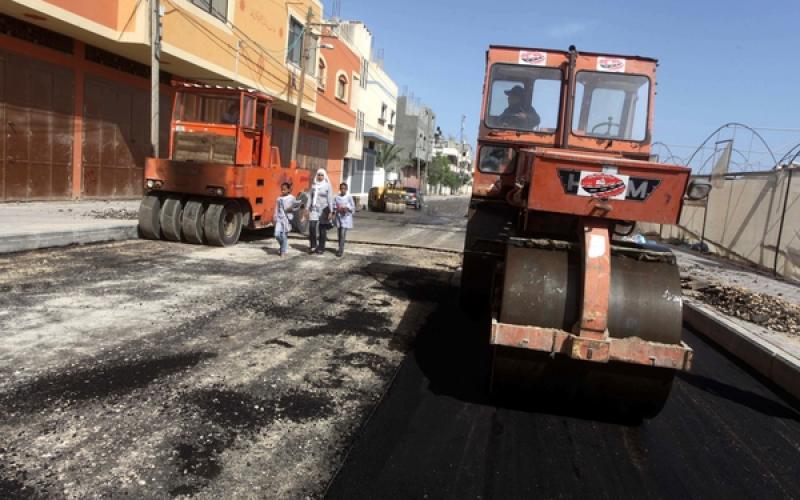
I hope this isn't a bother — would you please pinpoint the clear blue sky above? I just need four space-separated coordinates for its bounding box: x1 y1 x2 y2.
335 0 799 163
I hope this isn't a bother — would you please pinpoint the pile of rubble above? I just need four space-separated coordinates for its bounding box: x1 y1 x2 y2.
682 276 800 335
85 208 138 220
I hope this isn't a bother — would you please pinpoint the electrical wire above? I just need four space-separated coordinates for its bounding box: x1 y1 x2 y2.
118 0 146 39
168 0 308 58
684 123 778 171
167 5 292 89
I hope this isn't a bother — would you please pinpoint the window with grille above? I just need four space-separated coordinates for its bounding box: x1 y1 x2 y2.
318 58 327 90
379 103 387 124
336 74 349 101
190 0 228 21
360 58 369 89
287 17 304 66
356 111 365 141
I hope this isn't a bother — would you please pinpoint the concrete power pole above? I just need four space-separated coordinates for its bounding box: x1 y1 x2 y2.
150 0 161 158
460 114 466 194
460 114 465 150
289 7 313 169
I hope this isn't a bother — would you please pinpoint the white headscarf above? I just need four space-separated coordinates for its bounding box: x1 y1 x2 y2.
311 168 333 212
313 168 330 188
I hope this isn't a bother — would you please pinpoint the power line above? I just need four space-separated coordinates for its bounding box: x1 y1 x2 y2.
167 5 292 89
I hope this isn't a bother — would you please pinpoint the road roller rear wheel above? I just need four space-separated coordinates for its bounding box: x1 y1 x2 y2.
138 194 162 240
292 192 310 235
584 363 675 419
490 346 675 420
204 201 242 247
160 196 184 242
181 199 206 244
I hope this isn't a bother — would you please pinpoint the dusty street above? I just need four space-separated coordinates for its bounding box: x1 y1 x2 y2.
0 198 466 499
4 195 799 500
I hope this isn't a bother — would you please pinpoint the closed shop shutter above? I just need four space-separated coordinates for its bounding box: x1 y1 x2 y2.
82 75 149 198
82 75 170 198
1 50 73 201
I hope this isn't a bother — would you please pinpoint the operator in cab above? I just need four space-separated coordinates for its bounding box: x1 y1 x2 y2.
499 85 540 130
221 102 239 125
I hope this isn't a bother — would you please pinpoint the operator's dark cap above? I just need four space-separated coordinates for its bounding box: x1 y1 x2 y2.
504 85 525 96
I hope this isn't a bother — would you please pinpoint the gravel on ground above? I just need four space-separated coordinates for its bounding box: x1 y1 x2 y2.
0 239 459 499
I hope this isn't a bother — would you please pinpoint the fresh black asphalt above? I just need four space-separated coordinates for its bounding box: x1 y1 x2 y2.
326 295 800 500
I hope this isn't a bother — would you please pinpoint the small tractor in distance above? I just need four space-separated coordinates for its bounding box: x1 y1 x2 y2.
138 83 310 246
462 45 710 418
368 172 406 213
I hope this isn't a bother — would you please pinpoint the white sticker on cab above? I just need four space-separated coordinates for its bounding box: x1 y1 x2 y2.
596 57 626 72
519 51 547 66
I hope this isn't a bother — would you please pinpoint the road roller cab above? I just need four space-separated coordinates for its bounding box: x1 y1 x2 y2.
464 45 703 418
139 84 311 246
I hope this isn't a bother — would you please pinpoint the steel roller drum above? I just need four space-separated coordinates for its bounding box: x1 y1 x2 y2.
499 244 682 345
493 242 682 419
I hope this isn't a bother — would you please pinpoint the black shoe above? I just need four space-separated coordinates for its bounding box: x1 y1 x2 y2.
315 249 325 254
336 251 343 257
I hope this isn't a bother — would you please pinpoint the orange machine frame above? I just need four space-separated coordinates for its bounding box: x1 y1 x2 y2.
144 83 311 229
472 46 693 370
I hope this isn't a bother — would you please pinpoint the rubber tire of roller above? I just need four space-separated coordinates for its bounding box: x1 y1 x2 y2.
204 201 243 247
459 253 496 312
181 199 206 244
291 192 310 236
138 194 162 240
160 196 184 242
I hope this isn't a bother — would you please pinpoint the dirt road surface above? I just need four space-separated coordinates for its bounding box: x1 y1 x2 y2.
0 198 465 499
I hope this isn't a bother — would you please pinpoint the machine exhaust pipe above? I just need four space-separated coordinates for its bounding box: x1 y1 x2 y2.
560 45 578 150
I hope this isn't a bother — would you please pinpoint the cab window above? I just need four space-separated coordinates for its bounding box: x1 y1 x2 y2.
572 72 650 141
175 92 240 125
478 146 516 174
485 64 562 133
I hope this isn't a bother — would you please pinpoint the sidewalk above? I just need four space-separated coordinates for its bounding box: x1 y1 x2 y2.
675 246 800 400
0 200 140 254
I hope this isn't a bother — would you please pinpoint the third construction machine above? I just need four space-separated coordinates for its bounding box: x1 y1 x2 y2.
368 172 406 213
462 45 710 417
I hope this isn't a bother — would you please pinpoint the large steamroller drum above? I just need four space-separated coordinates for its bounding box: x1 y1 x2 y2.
498 243 682 344
492 242 683 419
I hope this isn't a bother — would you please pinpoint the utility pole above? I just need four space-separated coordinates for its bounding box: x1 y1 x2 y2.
416 156 420 191
150 0 161 157
460 114 465 150
289 7 313 169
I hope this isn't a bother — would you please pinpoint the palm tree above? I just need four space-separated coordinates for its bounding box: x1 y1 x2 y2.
375 144 403 173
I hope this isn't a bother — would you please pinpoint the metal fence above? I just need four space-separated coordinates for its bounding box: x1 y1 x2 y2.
642 168 799 282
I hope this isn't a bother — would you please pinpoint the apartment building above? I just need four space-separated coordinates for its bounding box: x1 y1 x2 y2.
334 20 399 201
0 0 359 201
395 94 435 190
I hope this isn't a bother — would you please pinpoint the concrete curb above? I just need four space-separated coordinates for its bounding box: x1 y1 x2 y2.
684 299 800 401
0 225 138 255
